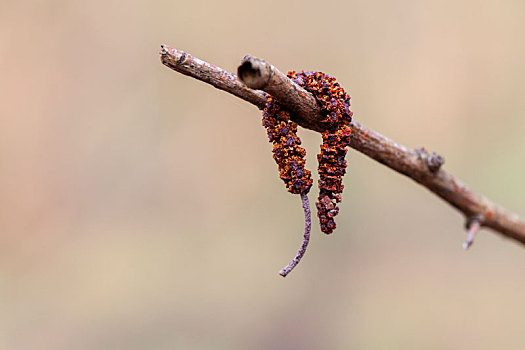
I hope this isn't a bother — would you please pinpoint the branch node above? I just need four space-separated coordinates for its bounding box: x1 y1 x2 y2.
427 152 445 173
415 147 444 173
463 215 484 250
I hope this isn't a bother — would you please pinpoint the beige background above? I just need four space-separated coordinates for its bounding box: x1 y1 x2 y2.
2 0 525 349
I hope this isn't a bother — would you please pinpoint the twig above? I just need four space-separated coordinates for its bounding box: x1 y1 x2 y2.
160 45 525 247
279 192 312 277
463 215 483 249
160 45 267 109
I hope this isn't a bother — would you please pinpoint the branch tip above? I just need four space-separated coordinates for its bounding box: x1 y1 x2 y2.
159 44 171 56
238 55 272 90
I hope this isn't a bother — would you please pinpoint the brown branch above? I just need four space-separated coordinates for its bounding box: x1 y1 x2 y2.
160 45 267 109
279 192 312 277
160 45 525 247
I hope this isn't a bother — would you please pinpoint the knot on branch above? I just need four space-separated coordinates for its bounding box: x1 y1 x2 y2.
427 152 445 173
415 147 445 173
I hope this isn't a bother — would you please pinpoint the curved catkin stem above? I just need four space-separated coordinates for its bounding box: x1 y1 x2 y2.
279 192 312 277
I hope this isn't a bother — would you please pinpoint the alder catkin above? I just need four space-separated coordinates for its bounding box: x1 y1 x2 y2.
262 96 313 195
263 70 352 234
290 71 352 234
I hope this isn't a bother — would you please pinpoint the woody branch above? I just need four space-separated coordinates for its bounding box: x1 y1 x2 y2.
160 45 525 247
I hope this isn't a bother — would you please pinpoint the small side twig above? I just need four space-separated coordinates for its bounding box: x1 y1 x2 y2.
279 192 312 277
463 215 484 249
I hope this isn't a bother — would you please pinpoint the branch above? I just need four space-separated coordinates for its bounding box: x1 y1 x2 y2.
160 45 525 247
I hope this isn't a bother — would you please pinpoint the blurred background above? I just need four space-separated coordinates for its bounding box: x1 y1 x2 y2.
2 0 525 349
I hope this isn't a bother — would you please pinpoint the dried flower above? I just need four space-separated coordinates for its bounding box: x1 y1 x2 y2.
262 96 313 195
289 71 353 234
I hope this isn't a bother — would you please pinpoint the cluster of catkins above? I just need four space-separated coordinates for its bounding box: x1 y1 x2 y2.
262 71 352 234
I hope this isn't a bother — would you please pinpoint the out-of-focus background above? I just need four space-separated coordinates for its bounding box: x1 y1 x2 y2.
2 0 525 349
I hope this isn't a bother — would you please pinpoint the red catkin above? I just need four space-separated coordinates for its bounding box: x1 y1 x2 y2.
262 96 313 195
290 71 352 234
